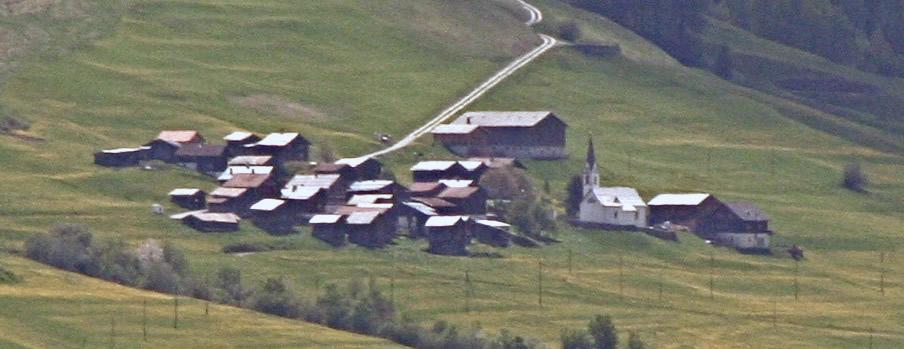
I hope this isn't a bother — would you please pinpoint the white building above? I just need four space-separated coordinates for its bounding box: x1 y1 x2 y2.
577 137 649 228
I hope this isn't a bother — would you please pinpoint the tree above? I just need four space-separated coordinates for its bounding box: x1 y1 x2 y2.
588 315 618 349
714 45 734 80
561 329 594 349
842 162 868 192
215 267 247 304
318 142 337 163
566 175 584 217
480 167 533 199
509 195 539 235
251 277 301 318
162 242 189 276
627 331 648 349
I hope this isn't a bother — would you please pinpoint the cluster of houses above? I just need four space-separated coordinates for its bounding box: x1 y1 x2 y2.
95 109 774 254
94 112 559 256
576 138 773 251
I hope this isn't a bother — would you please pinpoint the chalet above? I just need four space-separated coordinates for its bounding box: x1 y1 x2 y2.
217 166 274 182
425 216 472 256
410 161 488 183
174 143 228 173
285 174 345 205
280 186 326 218
408 182 448 198
399 201 437 237
228 155 274 167
168 188 206 210
474 219 512 247
182 212 240 232
347 180 406 199
223 131 260 156
222 173 278 198
94 147 146 167
577 139 648 228
334 157 382 180
207 187 256 216
433 111 567 159
346 211 396 248
437 186 487 215
704 202 772 251
310 214 346 246
246 132 310 163
145 130 204 162
647 193 723 232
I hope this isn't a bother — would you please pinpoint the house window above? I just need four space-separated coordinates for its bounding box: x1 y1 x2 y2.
614 211 618 219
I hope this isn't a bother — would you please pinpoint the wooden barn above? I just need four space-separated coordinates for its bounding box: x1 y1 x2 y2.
144 130 204 162
425 216 472 256
334 157 383 180
703 202 772 251
410 161 466 182
436 186 487 215
249 198 296 232
347 180 406 199
223 131 260 156
310 214 346 246
222 173 278 198
399 201 437 237
280 186 326 218
174 143 228 174
182 212 240 232
345 211 396 248
474 219 512 247
410 197 458 215
408 182 448 198
285 174 345 206
94 147 145 167
246 132 310 163
217 166 274 182
168 188 206 210
433 111 568 159
207 187 257 216
647 193 723 232
228 155 274 167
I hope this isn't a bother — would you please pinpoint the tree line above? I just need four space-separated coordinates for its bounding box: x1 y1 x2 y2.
566 0 904 78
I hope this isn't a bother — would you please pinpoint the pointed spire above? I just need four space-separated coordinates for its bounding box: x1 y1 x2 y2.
586 134 596 168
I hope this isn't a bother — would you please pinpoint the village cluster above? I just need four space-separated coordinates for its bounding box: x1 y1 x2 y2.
95 110 773 255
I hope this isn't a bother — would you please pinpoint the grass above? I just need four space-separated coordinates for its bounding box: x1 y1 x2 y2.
0 255 402 348
0 0 901 348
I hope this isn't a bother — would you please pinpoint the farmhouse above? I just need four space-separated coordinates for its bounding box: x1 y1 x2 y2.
223 131 260 156
647 193 723 232
433 111 568 159
246 132 310 163
425 216 472 256
174 143 228 174
168 188 206 210
182 212 240 232
577 139 648 228
310 214 346 246
207 187 256 216
280 186 326 216
703 202 772 250
94 147 145 167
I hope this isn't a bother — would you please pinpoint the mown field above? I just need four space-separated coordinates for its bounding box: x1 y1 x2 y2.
0 0 902 348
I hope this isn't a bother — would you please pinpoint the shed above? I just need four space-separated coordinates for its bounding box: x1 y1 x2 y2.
280 186 326 217
647 193 722 232
223 131 260 156
156 130 204 145
94 147 144 167
437 186 487 215
223 173 278 198
168 188 206 210
310 214 346 246
399 201 437 237
437 111 568 159
183 212 240 232
410 161 464 182
217 166 274 182
425 216 472 256
246 132 310 163
346 211 396 248
335 157 383 180
208 187 256 216
408 182 448 198
474 219 512 247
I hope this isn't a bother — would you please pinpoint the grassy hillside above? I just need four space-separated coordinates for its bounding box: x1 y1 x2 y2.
0 255 402 348
0 0 902 348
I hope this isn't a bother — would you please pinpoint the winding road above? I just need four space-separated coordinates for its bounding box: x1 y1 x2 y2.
361 0 557 158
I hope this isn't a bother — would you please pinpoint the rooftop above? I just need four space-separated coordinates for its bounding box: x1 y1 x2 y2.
438 179 474 188
286 174 341 189
348 194 394 205
411 161 458 172
452 111 557 128
402 202 437 216
425 215 467 227
346 211 381 225
101 147 144 154
228 156 273 166
348 180 395 192
223 173 272 189
431 124 479 135
174 143 226 157
476 219 510 228
309 214 343 224
408 182 446 194
335 157 374 168
255 132 306 147
210 187 248 198
280 186 322 201
168 188 202 196
189 212 240 224
250 199 286 212
648 193 711 206
157 130 201 144
223 131 257 142
591 187 647 208
725 202 769 222
218 166 274 181
411 197 456 208
438 186 481 199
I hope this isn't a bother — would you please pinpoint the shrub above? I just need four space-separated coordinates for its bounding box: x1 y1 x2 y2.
0 265 20 284
627 331 648 349
250 277 301 318
559 21 582 42
0 115 30 132
842 163 868 192
142 262 182 294
480 167 533 200
214 266 248 304
587 315 617 349
561 329 593 349
565 175 583 217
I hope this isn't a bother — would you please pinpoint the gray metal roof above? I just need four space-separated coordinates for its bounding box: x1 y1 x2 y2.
218 166 274 181
250 199 286 211
286 174 341 189
425 215 467 227
452 111 556 127
346 211 381 225
223 131 255 142
228 156 272 166
280 186 322 200
309 214 343 224
431 124 479 135
256 133 301 147
724 202 769 222
168 188 201 196
349 180 394 192
648 193 710 206
591 187 646 208
410 161 457 171
402 202 437 216
335 157 373 168
348 194 393 205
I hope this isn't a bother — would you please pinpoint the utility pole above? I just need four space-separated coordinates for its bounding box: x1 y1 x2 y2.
709 251 715 300
110 315 116 349
464 270 471 312
568 249 573 275
142 300 147 342
618 255 625 300
794 260 800 301
658 272 664 303
538 260 544 307
173 296 179 329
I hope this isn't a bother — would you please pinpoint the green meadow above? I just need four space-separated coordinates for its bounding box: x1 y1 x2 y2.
0 0 901 348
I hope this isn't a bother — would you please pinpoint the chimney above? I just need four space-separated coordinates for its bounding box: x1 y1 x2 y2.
466 117 471 124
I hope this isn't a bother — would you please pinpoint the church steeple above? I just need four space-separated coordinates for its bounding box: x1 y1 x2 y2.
582 135 599 193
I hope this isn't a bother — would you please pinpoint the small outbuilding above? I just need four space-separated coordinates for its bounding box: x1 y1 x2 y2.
174 143 228 173
436 186 487 215
168 188 206 210
474 219 512 247
335 157 383 180
425 216 472 256
399 201 437 237
94 147 145 167
246 132 310 163
346 211 396 248
183 212 240 232
223 131 260 156
310 214 346 246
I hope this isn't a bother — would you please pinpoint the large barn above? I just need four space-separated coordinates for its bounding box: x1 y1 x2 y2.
431 111 567 159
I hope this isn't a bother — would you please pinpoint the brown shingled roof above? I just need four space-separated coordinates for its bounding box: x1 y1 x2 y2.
157 130 202 144
223 174 272 189
437 186 481 199
175 143 226 157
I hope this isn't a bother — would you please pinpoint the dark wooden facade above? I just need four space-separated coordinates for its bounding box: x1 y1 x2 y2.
169 189 206 210
648 195 723 232
94 148 143 167
696 202 770 236
437 186 487 215
174 144 228 173
426 217 472 256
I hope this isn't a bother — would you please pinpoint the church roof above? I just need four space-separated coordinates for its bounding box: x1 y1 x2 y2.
590 187 646 209
586 136 596 168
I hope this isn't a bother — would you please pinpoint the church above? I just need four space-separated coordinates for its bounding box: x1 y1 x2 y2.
577 137 649 229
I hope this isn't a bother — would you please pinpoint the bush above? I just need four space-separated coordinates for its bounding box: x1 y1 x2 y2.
565 175 583 217
561 329 593 349
0 265 20 284
142 262 182 293
842 163 868 192
0 115 30 132
559 21 582 42
588 315 618 349
250 277 301 318
627 331 648 349
480 167 533 200
214 266 248 305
